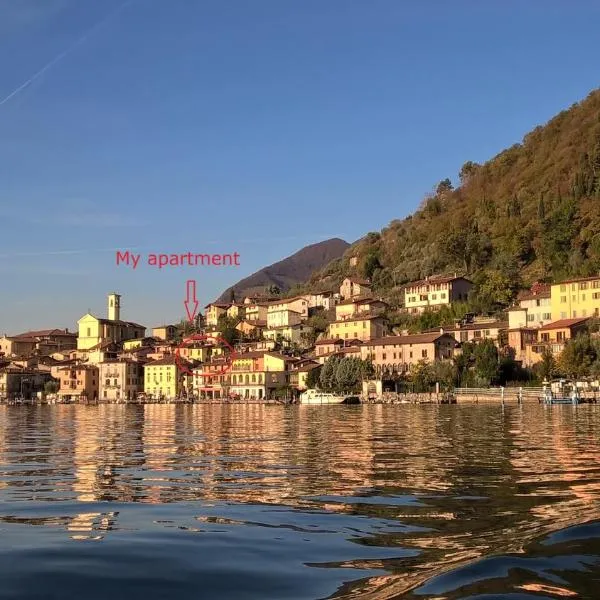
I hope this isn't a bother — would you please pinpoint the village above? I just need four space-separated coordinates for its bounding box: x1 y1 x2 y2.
1 272 599 405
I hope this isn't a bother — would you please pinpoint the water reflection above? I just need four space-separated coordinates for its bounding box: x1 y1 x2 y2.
0 404 599 599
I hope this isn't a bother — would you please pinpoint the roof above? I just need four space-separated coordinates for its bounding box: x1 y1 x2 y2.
405 275 472 288
343 277 370 285
236 319 267 328
13 329 75 339
539 318 590 331
553 275 600 286
233 351 265 359
331 314 387 324
425 321 508 333
78 315 145 329
266 295 309 305
265 352 299 362
315 338 344 345
144 356 186 367
152 324 177 329
365 333 457 346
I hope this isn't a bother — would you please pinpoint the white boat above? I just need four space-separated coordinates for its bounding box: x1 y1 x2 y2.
299 389 360 405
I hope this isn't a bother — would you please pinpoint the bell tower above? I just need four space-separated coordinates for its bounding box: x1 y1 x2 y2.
108 292 121 321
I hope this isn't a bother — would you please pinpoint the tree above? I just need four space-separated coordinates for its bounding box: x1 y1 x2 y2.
472 339 500 385
44 380 59 394
306 366 322 389
535 346 558 381
436 178 454 195
318 356 373 393
411 360 435 392
558 334 600 379
459 161 480 184
216 315 241 347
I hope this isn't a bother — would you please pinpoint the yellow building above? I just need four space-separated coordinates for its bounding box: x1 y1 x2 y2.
266 308 302 328
77 293 145 351
403 275 472 314
204 303 229 327
327 315 388 342
152 325 177 341
226 304 245 320
551 276 600 321
334 297 388 320
143 356 190 400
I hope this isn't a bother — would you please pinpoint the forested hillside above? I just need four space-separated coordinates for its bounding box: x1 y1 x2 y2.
301 89 600 311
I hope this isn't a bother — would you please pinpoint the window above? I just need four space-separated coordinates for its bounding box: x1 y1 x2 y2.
582 294 586 301
557 332 565 342
573 311 577 318
105 379 110 385
484 330 490 337
541 333 550 342
345 333 348 339
527 314 534 322
560 284 566 292
431 294 437 300
393 353 397 359
543 313 551 320
460 331 468 342
409 351 413 359
572 295 577 302
354 332 358 338
421 349 428 358
593 281 600 289
441 293 446 299
593 292 600 300
474 330 482 339
382 353 387 360
561 312 567 319
87 328 91 337
560 296 567 303
580 282 588 290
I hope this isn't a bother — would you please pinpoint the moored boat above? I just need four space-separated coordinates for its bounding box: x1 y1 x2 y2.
299 389 360 405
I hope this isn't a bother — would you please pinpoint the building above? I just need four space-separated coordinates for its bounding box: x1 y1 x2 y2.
514 284 552 327
360 333 458 374
57 364 99 401
0 366 52 400
204 303 229 327
263 324 313 347
508 327 540 366
427 320 507 345
236 319 266 338
266 308 302 329
152 325 177 341
334 297 388 320
226 304 246 320
0 328 76 357
551 276 600 321
243 301 269 323
267 297 310 320
98 360 144 402
403 275 473 314
327 315 388 342
288 359 321 393
523 317 590 365
314 338 345 358
77 293 145 351
307 291 337 311
340 277 371 299
143 355 191 400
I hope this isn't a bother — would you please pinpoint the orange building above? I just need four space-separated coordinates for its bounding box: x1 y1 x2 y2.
57 365 99 401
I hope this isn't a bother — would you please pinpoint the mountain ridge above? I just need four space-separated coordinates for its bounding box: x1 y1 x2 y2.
216 238 350 303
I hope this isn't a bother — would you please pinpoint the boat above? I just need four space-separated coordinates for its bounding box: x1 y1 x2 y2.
299 389 360 405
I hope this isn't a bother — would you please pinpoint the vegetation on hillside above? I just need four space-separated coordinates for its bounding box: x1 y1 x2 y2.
298 89 600 312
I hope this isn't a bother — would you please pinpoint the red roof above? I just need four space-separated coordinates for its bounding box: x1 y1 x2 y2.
315 338 344 345
539 318 589 331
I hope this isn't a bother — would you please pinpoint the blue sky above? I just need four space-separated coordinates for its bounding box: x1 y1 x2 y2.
0 0 599 334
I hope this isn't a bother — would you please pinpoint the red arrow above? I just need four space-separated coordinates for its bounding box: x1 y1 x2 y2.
184 279 199 323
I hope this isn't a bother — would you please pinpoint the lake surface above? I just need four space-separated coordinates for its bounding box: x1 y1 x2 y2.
1 404 600 599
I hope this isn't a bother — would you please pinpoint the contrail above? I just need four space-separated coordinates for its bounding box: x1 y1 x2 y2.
0 0 135 107
0 235 344 259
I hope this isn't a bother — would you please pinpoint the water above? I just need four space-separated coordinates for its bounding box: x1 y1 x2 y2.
1 404 600 599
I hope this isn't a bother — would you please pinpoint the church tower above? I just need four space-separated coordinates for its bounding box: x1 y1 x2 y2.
108 293 121 321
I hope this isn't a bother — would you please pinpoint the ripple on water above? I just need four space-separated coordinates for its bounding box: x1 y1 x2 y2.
0 403 600 599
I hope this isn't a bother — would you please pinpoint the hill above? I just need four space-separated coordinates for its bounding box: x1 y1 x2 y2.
300 89 600 312
216 238 350 302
